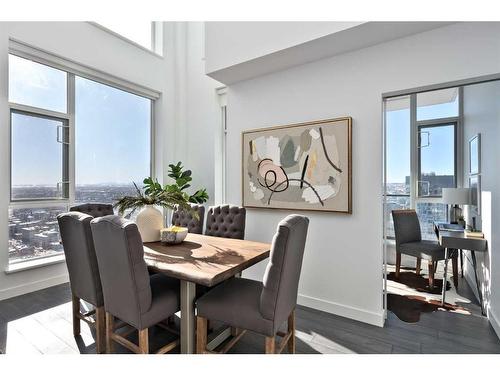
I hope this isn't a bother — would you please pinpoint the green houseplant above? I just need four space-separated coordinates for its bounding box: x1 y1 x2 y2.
164 162 209 204
114 162 208 242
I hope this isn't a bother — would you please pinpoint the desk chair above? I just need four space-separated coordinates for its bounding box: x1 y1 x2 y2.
392 209 458 288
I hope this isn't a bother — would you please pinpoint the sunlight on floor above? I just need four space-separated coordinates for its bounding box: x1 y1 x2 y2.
4 302 95 354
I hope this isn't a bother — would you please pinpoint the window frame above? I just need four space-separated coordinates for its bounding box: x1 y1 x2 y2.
416 120 458 198
7 42 158 268
383 88 464 240
410 89 463 207
89 22 164 57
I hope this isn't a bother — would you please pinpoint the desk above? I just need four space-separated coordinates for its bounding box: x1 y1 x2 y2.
144 233 270 353
434 223 488 315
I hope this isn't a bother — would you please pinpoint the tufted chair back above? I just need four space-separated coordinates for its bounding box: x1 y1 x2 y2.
57 211 103 307
70 203 114 218
260 215 309 327
205 205 246 239
90 215 152 328
171 204 205 234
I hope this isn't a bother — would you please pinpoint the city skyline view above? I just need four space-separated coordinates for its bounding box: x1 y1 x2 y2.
8 54 151 264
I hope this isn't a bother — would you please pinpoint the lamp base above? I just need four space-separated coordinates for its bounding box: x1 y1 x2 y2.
449 204 463 224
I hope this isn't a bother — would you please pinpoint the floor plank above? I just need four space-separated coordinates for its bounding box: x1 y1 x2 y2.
0 282 499 354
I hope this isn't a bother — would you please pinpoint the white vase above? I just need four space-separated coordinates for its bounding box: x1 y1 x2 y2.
135 205 163 242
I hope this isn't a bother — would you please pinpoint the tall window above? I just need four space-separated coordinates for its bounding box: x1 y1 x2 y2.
8 53 152 266
95 22 161 54
384 88 460 240
385 96 411 238
75 77 151 203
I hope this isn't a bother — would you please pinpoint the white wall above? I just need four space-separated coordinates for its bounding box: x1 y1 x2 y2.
204 22 500 326
184 23 223 206
462 81 500 330
0 22 175 300
205 22 363 73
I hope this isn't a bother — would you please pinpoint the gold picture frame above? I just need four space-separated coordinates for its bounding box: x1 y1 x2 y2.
241 117 352 214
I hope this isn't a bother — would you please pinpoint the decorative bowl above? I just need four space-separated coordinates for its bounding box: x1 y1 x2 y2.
160 226 188 245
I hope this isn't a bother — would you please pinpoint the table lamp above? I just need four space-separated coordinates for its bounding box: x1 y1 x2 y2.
442 188 471 224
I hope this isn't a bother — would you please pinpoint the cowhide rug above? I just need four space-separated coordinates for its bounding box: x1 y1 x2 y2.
386 265 470 323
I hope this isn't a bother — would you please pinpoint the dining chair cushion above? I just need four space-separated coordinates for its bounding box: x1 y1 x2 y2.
196 278 274 336
140 273 180 329
70 203 114 218
399 240 445 261
260 215 309 327
171 204 205 234
205 205 246 239
91 215 153 328
57 211 103 307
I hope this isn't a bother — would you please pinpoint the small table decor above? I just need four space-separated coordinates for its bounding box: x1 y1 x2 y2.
160 226 188 244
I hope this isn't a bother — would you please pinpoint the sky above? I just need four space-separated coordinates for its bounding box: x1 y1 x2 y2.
9 54 151 187
386 97 458 183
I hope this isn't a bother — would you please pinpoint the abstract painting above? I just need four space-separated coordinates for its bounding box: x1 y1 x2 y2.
242 117 352 213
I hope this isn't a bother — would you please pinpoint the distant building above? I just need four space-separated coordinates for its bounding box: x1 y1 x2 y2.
405 173 454 196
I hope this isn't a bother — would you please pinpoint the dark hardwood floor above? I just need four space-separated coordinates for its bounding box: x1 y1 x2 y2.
0 279 499 354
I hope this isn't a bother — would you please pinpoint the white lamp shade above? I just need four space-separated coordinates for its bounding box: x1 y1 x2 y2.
442 188 471 205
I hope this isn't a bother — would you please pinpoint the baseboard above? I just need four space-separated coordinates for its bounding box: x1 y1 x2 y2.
488 307 500 340
0 274 69 301
297 293 385 327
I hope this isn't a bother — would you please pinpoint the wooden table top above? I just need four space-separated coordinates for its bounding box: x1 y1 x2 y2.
143 233 271 287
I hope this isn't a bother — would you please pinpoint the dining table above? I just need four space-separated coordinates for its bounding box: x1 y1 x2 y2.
143 233 271 354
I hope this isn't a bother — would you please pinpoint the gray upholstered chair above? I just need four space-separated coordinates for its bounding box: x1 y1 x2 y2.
57 211 106 353
70 203 114 218
196 214 309 354
90 215 180 354
392 209 458 288
205 205 246 239
171 204 205 234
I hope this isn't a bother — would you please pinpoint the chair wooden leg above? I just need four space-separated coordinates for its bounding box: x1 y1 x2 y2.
428 261 434 288
395 252 401 278
138 328 149 354
265 336 276 354
72 294 80 336
94 306 106 354
287 310 295 354
105 312 114 354
452 255 459 288
416 258 421 276
196 316 208 354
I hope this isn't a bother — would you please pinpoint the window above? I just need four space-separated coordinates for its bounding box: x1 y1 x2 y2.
11 111 69 200
385 96 411 238
9 206 66 265
95 22 161 54
384 88 461 240
8 54 67 113
75 77 151 204
8 53 153 267
418 123 456 197
417 88 459 121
